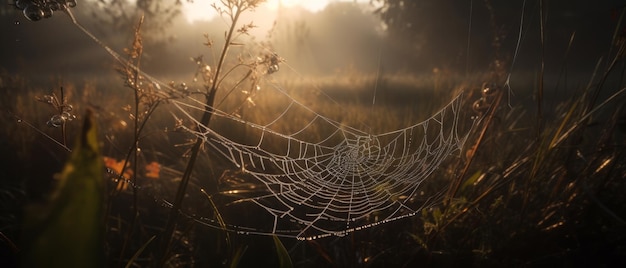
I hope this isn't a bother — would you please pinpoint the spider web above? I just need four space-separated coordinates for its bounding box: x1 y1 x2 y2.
171 79 472 240
59 7 476 240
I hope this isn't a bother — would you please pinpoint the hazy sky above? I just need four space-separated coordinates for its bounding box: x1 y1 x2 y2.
0 0 624 88
0 1 386 84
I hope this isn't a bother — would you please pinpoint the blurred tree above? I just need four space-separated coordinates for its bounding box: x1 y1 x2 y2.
372 0 471 72
270 2 384 75
86 0 188 44
371 0 624 74
2 0 188 44
310 2 384 73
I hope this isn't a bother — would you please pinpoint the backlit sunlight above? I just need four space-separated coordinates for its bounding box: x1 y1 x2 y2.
181 0 372 23
265 0 330 12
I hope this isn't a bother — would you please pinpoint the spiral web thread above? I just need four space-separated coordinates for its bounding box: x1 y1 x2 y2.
59 8 474 240
171 81 471 240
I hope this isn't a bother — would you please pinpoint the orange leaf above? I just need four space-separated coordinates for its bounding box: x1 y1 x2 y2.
115 179 129 191
103 156 134 191
145 161 161 179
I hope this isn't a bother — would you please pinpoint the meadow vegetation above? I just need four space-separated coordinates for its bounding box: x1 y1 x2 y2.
1 0 626 267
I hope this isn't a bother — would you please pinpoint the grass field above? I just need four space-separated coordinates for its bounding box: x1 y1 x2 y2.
1 1 626 267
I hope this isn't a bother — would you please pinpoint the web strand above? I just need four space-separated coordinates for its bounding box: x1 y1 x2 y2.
61 7 477 240
172 85 472 239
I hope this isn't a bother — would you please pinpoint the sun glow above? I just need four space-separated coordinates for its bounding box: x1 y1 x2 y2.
181 0 371 24
265 0 329 12
180 1 216 23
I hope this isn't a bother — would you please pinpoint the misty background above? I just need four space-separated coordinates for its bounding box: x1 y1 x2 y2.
0 0 624 91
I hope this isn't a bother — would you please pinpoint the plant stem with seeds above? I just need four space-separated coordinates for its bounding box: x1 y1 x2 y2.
158 2 248 265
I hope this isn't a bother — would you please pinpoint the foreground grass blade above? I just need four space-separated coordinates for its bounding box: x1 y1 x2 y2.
125 235 156 268
273 235 293 268
22 110 104 268
228 245 248 268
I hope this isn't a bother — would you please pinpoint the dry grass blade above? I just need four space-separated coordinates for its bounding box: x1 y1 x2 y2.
446 86 503 204
200 188 231 250
550 87 626 149
124 235 156 268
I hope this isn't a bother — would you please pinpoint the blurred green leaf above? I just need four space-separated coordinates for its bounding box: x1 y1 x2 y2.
273 235 293 268
22 110 104 268
432 207 442 224
229 245 248 268
460 170 483 194
125 235 156 268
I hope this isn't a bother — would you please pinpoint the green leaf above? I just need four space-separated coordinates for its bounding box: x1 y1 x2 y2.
273 235 293 268
229 245 248 268
432 207 442 224
22 110 104 268
460 170 483 194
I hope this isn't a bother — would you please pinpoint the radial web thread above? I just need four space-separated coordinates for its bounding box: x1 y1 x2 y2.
172 82 472 240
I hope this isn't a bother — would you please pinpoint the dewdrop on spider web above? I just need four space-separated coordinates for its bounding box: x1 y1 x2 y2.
26 0 474 238
264 52 281 74
22 5 44 21
47 114 65 128
36 91 77 128
168 86 473 239
472 82 501 119
13 0 77 22
191 55 213 84
46 111 76 128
